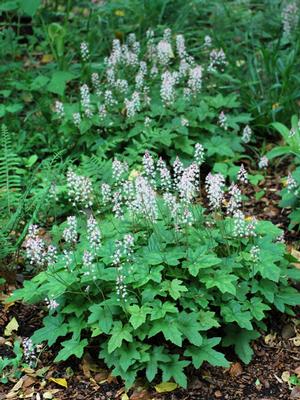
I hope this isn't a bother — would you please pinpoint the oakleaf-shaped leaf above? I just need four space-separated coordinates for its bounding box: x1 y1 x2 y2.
223 326 260 364
31 315 68 346
107 322 133 353
148 319 182 346
187 254 221 277
88 304 113 334
54 338 88 362
184 337 229 369
128 305 151 329
178 312 203 346
160 355 190 388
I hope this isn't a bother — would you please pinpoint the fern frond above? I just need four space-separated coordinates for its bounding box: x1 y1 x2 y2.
0 124 22 213
80 155 111 180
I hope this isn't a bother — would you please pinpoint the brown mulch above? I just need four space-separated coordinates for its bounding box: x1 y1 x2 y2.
0 299 300 400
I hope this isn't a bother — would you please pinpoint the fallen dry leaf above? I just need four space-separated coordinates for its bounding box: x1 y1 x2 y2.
291 335 300 347
229 362 243 377
281 371 291 382
288 247 300 271
23 375 36 388
154 382 178 393
49 378 68 388
214 390 223 398
94 370 109 383
294 366 300 377
264 332 277 346
5 392 18 399
4 317 19 336
41 54 54 64
11 377 24 392
130 389 151 400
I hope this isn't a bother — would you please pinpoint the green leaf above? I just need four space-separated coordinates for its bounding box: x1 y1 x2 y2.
271 122 290 142
47 71 75 96
160 355 190 388
19 0 40 16
274 287 300 312
223 327 260 364
54 338 88 362
248 297 270 321
161 279 188 300
178 312 203 346
254 239 283 282
0 1 18 11
31 315 68 346
267 146 291 160
165 248 186 266
198 310 220 330
201 272 237 295
30 76 50 91
150 301 178 321
148 318 182 346
221 301 253 330
187 254 222 277
118 343 141 372
128 305 151 329
107 322 133 353
88 304 113 334
184 337 229 369
146 346 171 382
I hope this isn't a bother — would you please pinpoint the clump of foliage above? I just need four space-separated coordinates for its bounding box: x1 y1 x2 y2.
0 341 23 384
267 115 300 230
10 148 300 388
54 28 251 163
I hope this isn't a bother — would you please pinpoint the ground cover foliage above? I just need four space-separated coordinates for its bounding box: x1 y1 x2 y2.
1 0 300 397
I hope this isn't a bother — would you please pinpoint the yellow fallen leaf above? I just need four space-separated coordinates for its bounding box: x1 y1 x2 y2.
154 382 178 393
41 54 54 64
115 9 125 16
121 394 129 400
43 392 53 399
281 371 290 382
49 378 68 388
4 317 19 336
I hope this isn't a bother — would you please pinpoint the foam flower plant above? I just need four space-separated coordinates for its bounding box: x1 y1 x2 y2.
54 29 251 165
10 146 300 388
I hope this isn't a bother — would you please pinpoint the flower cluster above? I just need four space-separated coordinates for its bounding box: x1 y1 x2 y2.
242 125 252 143
237 164 248 184
218 111 228 130
67 170 93 208
208 48 227 72
112 234 135 301
45 296 60 310
205 173 225 210
55 101 64 118
287 172 298 194
24 225 57 268
258 156 269 169
227 184 242 214
23 338 36 367
233 211 257 237
282 2 299 37
87 215 101 250
63 216 78 244
80 42 89 61
57 28 229 128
